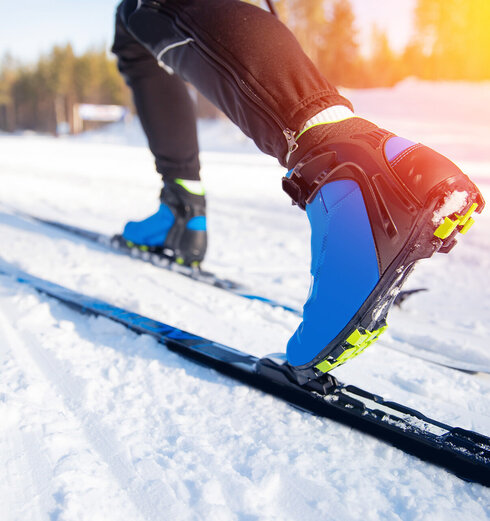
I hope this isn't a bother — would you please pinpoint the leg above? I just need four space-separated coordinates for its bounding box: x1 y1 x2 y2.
117 0 485 378
112 4 200 180
112 3 206 266
116 0 355 166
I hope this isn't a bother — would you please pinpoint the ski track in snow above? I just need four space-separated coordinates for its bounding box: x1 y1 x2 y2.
1 80 490 519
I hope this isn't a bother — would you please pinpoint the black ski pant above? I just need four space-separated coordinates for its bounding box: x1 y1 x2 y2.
112 0 352 181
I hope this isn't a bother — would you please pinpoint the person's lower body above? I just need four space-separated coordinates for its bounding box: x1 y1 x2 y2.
114 0 485 379
112 3 207 266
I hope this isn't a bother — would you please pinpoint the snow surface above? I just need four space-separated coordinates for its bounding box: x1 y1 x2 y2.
1 80 490 520
432 191 468 226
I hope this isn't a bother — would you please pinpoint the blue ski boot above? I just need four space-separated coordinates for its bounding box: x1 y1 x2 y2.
121 179 207 267
283 117 485 381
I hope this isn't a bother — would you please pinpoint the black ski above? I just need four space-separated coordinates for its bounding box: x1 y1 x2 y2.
7 210 303 315
1 260 488 487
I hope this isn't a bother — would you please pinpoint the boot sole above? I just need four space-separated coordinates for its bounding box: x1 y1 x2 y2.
111 235 203 269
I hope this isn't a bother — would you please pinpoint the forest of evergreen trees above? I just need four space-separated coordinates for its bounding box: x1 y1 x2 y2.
0 46 131 134
1 0 488 134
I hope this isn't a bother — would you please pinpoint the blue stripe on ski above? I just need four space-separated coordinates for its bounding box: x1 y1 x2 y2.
235 293 302 316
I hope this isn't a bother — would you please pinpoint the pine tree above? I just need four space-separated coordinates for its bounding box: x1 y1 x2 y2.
319 0 360 86
1 45 130 134
415 0 490 79
367 26 402 87
0 54 18 130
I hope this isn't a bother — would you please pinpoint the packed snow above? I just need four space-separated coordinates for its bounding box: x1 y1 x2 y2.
1 80 489 520
431 190 468 226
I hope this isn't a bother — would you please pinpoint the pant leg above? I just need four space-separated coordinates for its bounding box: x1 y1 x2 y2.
117 0 351 167
112 3 201 181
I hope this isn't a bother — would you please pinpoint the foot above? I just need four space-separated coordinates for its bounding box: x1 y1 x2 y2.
283 126 485 379
121 179 207 266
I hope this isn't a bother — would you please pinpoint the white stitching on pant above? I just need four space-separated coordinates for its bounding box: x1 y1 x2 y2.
157 38 194 74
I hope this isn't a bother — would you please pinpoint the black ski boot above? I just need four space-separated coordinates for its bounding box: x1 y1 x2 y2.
120 178 207 267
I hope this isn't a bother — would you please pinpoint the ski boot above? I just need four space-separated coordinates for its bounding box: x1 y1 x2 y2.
119 178 207 267
283 123 485 382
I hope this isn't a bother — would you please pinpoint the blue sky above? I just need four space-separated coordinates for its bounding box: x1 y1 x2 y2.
0 0 416 63
0 0 121 62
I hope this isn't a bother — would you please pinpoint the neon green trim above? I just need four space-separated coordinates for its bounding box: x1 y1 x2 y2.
175 178 205 196
456 203 478 226
296 116 360 141
337 346 357 363
316 359 336 373
434 202 479 239
315 325 388 373
346 330 369 346
434 217 458 239
459 218 474 235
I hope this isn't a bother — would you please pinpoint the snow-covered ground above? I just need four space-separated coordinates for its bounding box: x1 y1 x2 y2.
1 80 489 520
